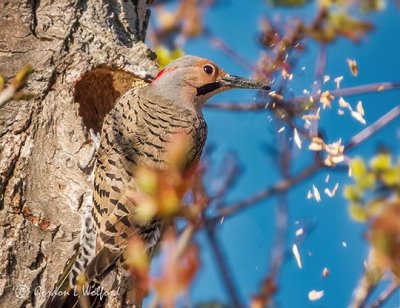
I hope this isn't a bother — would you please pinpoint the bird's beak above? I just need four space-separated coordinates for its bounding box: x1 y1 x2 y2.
220 74 270 90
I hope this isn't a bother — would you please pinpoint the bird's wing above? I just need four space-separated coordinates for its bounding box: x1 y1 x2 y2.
86 185 159 284
92 90 142 247
93 89 162 252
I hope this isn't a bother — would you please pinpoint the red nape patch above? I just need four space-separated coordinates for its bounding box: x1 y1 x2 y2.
152 66 177 83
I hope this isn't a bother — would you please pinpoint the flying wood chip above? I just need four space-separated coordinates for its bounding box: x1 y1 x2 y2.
292 244 302 269
309 137 324 151
356 101 365 116
308 290 324 301
334 76 343 89
324 183 339 198
347 59 358 76
338 97 349 108
320 91 334 109
312 185 321 202
293 128 302 149
296 228 304 236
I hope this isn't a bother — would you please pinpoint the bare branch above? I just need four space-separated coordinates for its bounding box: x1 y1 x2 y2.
309 43 327 137
217 161 323 218
206 101 269 111
214 104 400 219
253 128 291 306
349 251 383 308
369 280 399 308
345 105 400 151
205 222 244 308
252 195 289 306
206 154 238 208
294 81 400 105
206 82 400 112
205 29 255 71
313 44 327 92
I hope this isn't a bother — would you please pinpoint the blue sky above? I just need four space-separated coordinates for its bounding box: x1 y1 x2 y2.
150 1 400 307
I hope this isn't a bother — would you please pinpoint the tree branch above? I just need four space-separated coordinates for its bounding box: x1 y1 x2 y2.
205 82 400 112
205 221 244 308
214 104 400 219
345 105 400 151
217 161 323 219
205 29 255 72
252 128 291 306
369 280 399 308
309 43 327 137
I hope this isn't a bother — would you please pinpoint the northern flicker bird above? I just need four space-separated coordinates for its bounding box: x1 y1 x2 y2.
45 55 269 307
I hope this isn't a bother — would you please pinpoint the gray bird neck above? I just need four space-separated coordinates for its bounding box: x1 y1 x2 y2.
141 80 205 115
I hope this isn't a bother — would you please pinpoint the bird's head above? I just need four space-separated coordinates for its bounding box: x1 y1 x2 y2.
147 55 270 112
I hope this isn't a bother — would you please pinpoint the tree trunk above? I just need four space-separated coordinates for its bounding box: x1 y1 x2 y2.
0 1 157 306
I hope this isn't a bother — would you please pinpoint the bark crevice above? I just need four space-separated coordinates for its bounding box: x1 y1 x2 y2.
28 0 39 37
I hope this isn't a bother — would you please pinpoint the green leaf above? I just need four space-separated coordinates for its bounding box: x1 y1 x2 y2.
382 168 399 186
351 158 367 181
136 168 158 194
357 172 376 190
195 301 229 308
349 203 368 222
170 48 185 61
155 46 172 69
371 153 392 172
320 0 348 9
329 13 373 42
360 0 385 12
0 75 4 90
155 47 185 69
344 185 363 202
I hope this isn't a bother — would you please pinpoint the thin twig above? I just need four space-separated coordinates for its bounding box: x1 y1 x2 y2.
269 128 291 280
313 44 327 93
349 251 383 308
217 161 323 219
322 82 400 102
206 82 400 112
206 101 270 111
310 43 327 137
206 154 238 208
205 28 255 71
253 128 291 305
369 280 399 308
205 222 244 308
345 105 400 151
252 194 289 306
270 194 289 279
149 224 197 308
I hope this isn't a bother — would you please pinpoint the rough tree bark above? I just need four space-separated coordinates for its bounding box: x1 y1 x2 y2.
0 1 157 306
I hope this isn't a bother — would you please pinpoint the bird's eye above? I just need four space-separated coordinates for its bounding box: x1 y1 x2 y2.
203 65 214 75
